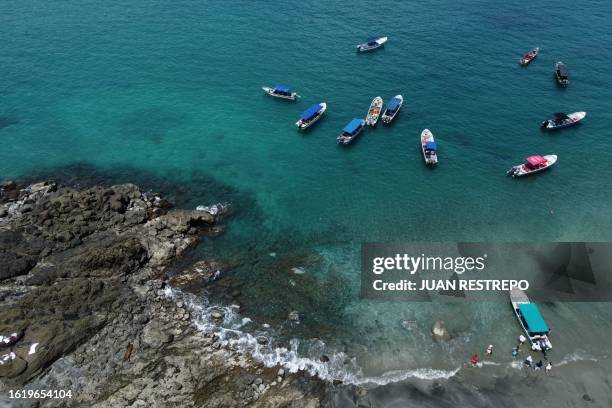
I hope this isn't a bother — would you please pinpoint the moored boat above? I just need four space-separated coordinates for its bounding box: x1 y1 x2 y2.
541 111 585 130
356 36 388 52
510 289 552 352
262 85 299 100
381 95 403 124
507 155 557 178
337 118 365 145
420 129 438 166
365 97 383 126
554 62 569 86
296 103 327 130
519 47 539 65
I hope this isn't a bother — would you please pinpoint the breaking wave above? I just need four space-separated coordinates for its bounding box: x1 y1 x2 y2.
163 287 461 386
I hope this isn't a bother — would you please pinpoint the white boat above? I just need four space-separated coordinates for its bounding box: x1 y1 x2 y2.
381 95 403 124
262 85 299 100
420 129 438 166
510 289 552 352
296 103 327 130
365 97 383 126
356 36 388 52
541 111 586 130
507 155 557 178
337 118 365 145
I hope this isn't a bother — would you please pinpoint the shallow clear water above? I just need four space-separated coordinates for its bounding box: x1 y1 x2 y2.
2 0 612 403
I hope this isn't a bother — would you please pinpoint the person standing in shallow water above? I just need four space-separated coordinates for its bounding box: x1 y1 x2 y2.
486 344 494 356
545 362 553 375
471 354 479 367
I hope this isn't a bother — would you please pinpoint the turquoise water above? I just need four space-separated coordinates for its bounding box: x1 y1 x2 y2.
2 0 612 401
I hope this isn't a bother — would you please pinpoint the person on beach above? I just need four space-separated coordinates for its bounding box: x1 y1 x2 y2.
486 344 494 356
540 339 549 358
518 334 526 346
545 362 552 375
523 355 532 368
471 354 479 367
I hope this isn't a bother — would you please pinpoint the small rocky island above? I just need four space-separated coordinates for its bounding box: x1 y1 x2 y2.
0 180 325 407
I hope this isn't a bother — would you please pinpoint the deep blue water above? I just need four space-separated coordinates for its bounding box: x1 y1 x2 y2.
2 0 612 401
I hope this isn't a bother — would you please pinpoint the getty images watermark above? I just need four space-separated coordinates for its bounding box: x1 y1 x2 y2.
361 242 612 302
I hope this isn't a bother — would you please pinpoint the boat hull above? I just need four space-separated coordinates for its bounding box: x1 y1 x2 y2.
509 155 557 178
381 95 403 124
519 47 539 66
296 103 327 130
510 289 552 351
337 120 365 145
541 111 586 130
420 129 438 166
554 63 569 86
262 86 298 101
357 37 388 52
365 97 383 126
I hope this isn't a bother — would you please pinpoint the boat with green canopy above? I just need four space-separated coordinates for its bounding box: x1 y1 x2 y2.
510 289 552 352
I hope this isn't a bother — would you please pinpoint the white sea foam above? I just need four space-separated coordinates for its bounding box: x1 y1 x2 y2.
509 360 523 370
556 351 598 366
353 367 461 386
163 287 462 386
480 360 502 366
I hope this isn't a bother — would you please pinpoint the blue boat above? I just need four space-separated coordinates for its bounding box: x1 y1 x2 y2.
262 85 299 100
555 62 569 86
420 129 438 166
381 94 403 124
337 118 365 145
510 289 552 352
296 103 327 130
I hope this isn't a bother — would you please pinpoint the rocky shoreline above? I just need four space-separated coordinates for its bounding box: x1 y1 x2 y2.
0 180 327 407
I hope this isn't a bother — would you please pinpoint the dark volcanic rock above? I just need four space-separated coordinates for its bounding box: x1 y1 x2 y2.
0 355 27 378
0 252 36 281
0 181 326 407
170 260 223 288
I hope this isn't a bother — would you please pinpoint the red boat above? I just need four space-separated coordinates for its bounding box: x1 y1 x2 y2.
519 47 540 66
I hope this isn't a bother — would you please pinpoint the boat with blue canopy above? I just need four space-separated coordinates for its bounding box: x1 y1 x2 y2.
337 118 365 145
554 62 569 86
381 95 403 124
296 102 327 130
510 289 552 352
262 85 299 100
541 111 585 130
420 129 438 166
356 36 388 52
